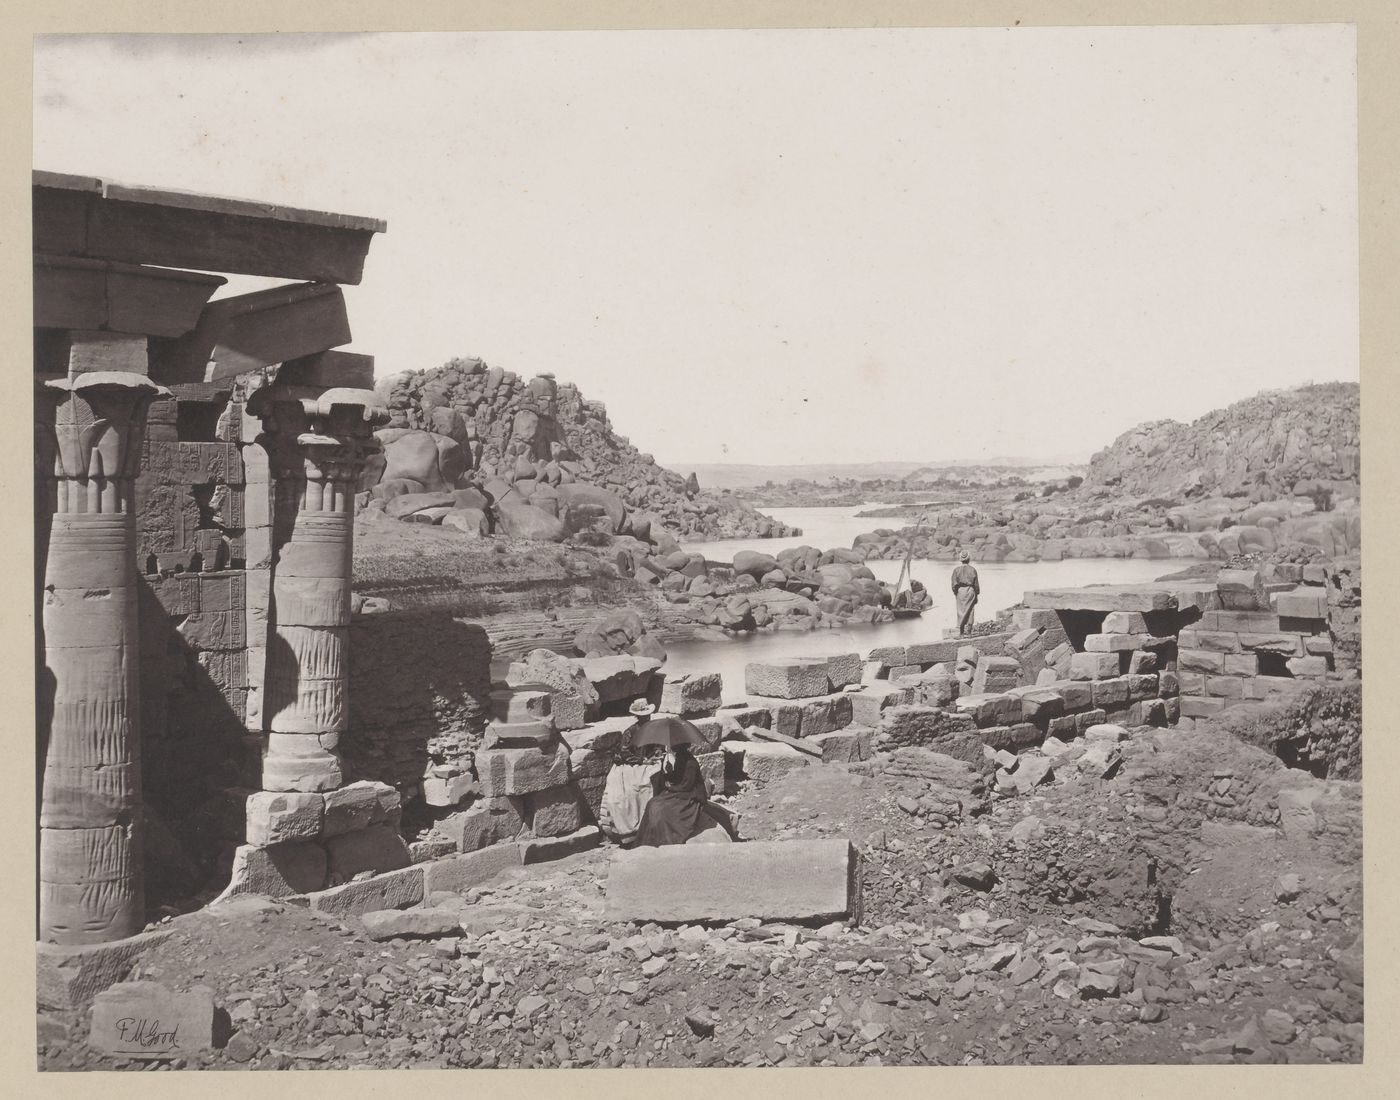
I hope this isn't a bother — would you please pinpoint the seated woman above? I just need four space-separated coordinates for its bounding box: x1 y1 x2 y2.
597 740 660 849
636 743 739 847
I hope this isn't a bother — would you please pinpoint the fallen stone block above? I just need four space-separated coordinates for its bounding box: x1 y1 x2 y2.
1085 633 1150 653
1286 655 1328 678
422 771 478 808
1102 611 1148 634
1014 755 1054 792
1009 687 1064 723
798 692 854 736
971 655 1022 694
505 649 598 730
1074 708 1107 733
1091 677 1131 708
322 780 399 837
89 981 215 1059
475 742 571 797
561 715 639 756
824 653 864 690
422 843 523 893
580 655 663 704
1128 650 1158 674
1272 589 1326 620
954 692 1021 727
305 865 426 916
867 645 907 670
889 663 922 679
440 796 526 852
660 672 722 716
740 741 815 784
521 825 602 865
604 839 859 924
1126 673 1159 700
326 824 413 883
1069 652 1120 681
361 907 462 941
481 719 555 750
980 723 1041 752
218 841 327 900
524 785 585 837
1077 743 1122 778
1046 715 1077 739
1084 723 1127 743
912 663 960 707
848 683 915 726
489 686 553 723
805 727 874 763
746 659 837 702
244 791 324 847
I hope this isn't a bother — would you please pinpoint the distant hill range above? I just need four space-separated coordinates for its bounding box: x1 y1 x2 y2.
1082 382 1359 500
684 457 1088 492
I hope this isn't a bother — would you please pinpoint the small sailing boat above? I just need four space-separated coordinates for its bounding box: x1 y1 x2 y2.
889 512 929 619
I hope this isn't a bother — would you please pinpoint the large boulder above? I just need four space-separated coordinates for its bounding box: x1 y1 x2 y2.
575 609 647 657
376 429 467 493
733 550 780 581
554 483 628 532
495 499 569 542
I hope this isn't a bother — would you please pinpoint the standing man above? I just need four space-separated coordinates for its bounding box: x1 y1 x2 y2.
952 551 980 636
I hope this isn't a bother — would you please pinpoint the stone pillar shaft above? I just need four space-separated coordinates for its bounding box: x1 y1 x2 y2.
36 356 165 944
255 391 385 793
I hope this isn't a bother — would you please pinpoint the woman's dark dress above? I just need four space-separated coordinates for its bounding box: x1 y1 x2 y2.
636 756 708 847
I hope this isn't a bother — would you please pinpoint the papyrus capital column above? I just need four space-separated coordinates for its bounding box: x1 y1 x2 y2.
36 345 167 945
252 387 386 792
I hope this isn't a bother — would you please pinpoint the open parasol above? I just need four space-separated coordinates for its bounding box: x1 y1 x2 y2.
629 714 710 751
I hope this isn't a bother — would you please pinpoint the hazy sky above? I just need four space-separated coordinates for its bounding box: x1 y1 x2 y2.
33 27 1358 468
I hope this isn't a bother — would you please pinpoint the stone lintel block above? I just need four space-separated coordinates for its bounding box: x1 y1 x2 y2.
1012 608 1061 630
1199 610 1282 632
604 839 857 924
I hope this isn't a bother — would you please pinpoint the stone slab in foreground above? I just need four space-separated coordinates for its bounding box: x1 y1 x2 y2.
604 838 860 924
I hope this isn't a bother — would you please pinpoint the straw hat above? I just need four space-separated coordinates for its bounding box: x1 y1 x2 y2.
628 700 657 717
959 551 971 563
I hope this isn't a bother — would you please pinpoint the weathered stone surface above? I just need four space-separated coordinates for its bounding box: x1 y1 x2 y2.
1102 611 1148 634
440 796 526 852
579 655 662 704
796 692 854 736
604 839 858 923
954 693 1021 727
1069 651 1120 681
219 841 327 899
422 843 523 892
971 655 1021 694
739 741 814 784
560 715 637 756
1085 632 1150 653
422 772 477 808
361 907 462 941
481 719 555 750
244 791 324 846
325 824 412 882
525 785 585 837
322 780 399 837
1012 687 1064 723
521 825 603 865
1178 648 1226 674
876 704 979 753
1022 584 1214 613
805 727 874 763
89 981 215 1058
912 664 960 707
1286 655 1329 678
848 683 915 727
504 649 598 729
825 652 864 689
475 742 571 797
1091 677 1131 708
659 672 722 716
745 657 831 699
37 928 176 1013
305 865 425 916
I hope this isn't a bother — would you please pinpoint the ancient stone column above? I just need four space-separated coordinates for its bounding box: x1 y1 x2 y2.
252 388 386 793
36 348 167 945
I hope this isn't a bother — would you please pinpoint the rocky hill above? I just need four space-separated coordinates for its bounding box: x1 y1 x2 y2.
371 357 797 541
1082 383 1359 501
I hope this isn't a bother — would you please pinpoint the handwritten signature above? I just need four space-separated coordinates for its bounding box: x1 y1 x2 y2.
114 1017 181 1050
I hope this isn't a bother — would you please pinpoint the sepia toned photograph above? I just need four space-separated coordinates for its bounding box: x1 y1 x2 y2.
31 23 1363 1073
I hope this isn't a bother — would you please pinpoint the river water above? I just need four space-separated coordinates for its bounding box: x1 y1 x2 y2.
674 504 1190 701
